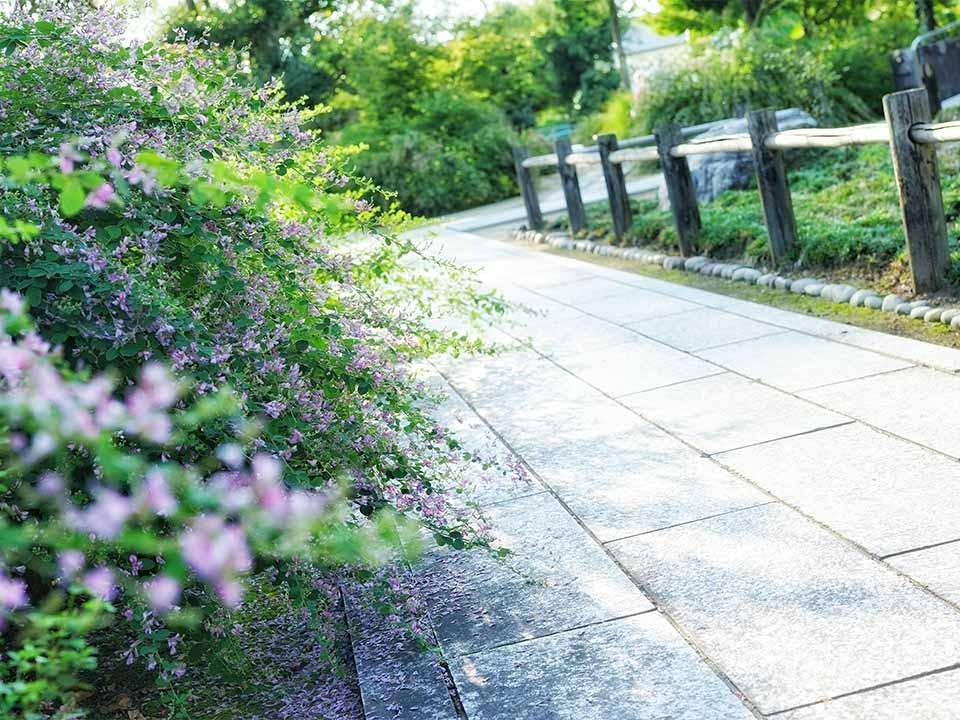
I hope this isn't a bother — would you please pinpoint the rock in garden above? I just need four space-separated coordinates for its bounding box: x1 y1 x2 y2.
881 294 904 312
657 108 817 208
952 315 960 329
774 277 791 290
732 267 761 283
849 289 877 307
909 305 932 319
895 302 914 315
831 285 858 303
804 282 826 296
924 308 944 323
684 256 709 271
940 309 960 324
864 295 884 310
790 278 817 294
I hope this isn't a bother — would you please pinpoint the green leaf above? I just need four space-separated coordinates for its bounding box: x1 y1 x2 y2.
59 180 86 217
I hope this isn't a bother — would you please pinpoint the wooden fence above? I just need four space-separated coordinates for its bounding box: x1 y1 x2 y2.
511 87 960 293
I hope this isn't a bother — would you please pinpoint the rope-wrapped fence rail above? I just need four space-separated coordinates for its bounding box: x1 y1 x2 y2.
607 146 659 164
510 89 960 293
564 151 604 167
520 118 729 169
911 120 960 144
521 153 559 168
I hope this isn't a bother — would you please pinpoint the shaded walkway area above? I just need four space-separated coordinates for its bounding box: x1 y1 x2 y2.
355 225 960 720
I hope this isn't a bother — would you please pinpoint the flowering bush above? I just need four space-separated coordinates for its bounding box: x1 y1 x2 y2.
0 2 506 716
0 297 414 716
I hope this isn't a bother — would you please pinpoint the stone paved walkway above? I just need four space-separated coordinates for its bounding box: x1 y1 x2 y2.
355 224 960 720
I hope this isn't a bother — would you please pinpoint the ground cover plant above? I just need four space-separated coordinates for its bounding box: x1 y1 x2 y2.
0 3 510 717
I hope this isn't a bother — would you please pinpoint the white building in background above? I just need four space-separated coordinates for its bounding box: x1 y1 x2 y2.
622 22 689 91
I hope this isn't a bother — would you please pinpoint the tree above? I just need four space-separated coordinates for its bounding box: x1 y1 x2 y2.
166 0 346 106
546 0 622 113
916 0 936 32
648 0 948 35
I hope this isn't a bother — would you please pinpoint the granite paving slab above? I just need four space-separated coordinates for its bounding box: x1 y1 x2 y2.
474 395 652 463
717 423 960 556
697 332 912 392
887 542 960 605
608 503 960 715
429 384 543 507
829 327 960 373
417 492 653 659
526 276 636 304
800 366 960 458
437 347 571 408
555 337 723 397
515 418 769 542
627 307 784 352
451 613 756 720
345 585 459 720
493 285 586 321
475 259 592 289
777 668 960 720
621 372 848 454
510 313 641 358
572 288 702 324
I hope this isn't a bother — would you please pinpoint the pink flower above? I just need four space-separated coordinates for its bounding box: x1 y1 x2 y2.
83 567 116 601
85 183 116 209
214 579 244 608
139 363 178 407
251 453 281 485
138 470 177 516
180 517 252 583
37 471 64 497
106 147 123 168
79 488 132 539
216 443 244 468
262 399 286 418
58 143 80 174
126 164 157 194
58 550 85 579
0 288 25 315
0 574 27 610
143 575 181 612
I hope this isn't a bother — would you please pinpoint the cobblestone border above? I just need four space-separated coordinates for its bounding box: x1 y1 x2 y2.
511 229 960 331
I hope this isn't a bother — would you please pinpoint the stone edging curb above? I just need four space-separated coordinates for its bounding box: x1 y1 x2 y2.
511 228 960 331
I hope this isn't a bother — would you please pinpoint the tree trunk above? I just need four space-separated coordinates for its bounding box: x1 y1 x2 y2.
742 0 764 24
916 0 936 33
607 0 631 90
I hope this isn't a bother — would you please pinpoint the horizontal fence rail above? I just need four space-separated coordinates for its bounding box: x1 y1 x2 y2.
510 88 960 293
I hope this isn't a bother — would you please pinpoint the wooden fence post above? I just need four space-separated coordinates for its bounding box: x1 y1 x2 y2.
883 88 948 293
747 109 797 266
654 123 700 257
511 146 543 230
554 137 587 234
597 133 632 244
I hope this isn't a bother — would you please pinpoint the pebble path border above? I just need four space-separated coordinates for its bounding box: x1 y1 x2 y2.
511 229 960 332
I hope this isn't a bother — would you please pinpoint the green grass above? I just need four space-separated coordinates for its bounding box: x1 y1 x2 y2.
554 144 960 296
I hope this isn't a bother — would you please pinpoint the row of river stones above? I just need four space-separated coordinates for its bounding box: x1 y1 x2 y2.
512 229 960 329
